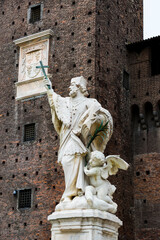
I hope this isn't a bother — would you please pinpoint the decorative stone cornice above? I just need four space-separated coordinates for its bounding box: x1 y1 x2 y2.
14 29 54 46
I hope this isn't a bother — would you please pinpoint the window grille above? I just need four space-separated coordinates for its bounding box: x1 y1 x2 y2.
30 5 41 23
18 189 32 209
123 70 130 90
24 123 35 142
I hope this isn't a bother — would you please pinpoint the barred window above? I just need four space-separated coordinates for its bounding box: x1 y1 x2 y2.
18 189 32 209
29 4 41 23
24 123 35 142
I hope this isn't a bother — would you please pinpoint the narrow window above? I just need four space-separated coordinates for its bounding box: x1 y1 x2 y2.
29 4 42 23
123 70 130 90
24 123 35 142
131 104 140 131
18 189 32 209
144 102 154 129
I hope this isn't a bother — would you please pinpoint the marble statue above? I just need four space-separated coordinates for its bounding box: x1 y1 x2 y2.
44 75 128 213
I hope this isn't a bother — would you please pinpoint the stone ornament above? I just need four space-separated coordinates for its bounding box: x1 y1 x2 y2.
24 47 42 80
14 29 53 100
19 41 48 81
44 76 129 213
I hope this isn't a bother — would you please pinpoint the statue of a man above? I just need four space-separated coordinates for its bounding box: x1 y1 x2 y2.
44 76 113 204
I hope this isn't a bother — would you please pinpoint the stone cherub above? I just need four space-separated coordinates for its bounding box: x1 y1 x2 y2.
84 151 129 213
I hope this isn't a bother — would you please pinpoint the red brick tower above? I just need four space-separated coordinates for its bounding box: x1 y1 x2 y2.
0 1 143 240
128 36 160 240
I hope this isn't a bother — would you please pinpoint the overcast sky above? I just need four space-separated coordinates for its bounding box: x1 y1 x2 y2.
144 0 160 39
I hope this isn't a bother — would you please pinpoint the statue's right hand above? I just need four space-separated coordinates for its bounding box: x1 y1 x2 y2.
43 77 52 90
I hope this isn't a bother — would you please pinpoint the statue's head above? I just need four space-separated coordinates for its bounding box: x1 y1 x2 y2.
89 151 105 167
69 76 89 97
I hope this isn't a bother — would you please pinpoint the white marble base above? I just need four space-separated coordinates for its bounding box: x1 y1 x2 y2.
48 209 122 240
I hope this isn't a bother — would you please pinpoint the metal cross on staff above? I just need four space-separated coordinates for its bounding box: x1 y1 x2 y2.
36 61 51 89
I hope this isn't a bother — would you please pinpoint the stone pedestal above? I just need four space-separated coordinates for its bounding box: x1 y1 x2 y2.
48 209 122 240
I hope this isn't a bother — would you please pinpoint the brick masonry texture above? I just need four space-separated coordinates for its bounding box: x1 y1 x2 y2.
128 40 160 239
0 0 152 240
134 153 160 239
95 1 143 240
129 47 160 110
0 1 97 239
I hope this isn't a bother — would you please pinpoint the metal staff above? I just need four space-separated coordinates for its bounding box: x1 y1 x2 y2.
36 61 51 89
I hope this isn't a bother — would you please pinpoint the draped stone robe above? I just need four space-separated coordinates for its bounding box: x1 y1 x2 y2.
47 89 113 200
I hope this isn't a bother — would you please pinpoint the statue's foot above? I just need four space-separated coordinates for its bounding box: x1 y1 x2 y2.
86 197 93 207
112 202 118 213
78 190 83 197
62 197 72 202
55 202 62 211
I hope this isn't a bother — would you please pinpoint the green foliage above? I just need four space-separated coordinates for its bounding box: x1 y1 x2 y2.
87 120 108 149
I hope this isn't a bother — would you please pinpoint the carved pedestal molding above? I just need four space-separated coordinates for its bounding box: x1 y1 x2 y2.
14 29 53 100
48 209 122 240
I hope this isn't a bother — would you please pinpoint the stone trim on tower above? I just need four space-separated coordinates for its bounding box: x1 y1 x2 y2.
14 29 53 100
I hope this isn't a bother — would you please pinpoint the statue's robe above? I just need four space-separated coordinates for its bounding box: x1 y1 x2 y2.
47 89 113 200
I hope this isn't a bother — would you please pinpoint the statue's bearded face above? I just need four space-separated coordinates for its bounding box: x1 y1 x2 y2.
69 82 78 97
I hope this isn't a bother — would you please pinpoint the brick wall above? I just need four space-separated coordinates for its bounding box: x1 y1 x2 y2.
0 0 143 240
128 38 160 239
134 153 160 240
0 1 97 239
129 47 160 111
95 1 143 239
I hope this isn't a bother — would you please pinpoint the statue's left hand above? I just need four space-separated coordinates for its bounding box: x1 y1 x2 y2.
91 114 104 124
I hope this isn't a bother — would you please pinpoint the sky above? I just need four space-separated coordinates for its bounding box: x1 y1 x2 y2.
144 0 160 39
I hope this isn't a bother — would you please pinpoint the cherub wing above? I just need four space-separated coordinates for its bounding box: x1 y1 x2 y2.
100 165 109 180
105 155 129 175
